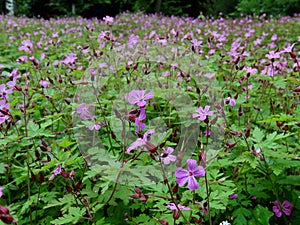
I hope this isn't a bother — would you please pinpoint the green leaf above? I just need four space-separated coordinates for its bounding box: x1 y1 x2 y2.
278 175 300 186
51 207 85 224
252 204 273 225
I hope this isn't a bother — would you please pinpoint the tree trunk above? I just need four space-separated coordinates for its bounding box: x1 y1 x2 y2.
155 0 162 13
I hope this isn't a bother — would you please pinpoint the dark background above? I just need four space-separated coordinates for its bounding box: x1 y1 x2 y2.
0 0 300 18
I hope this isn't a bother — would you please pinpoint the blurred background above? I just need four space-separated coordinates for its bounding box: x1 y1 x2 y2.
0 0 300 18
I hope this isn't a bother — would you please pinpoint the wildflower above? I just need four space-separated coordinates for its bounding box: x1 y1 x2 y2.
125 90 154 107
166 203 191 211
62 53 77 65
226 97 235 106
175 159 206 190
18 39 33 52
229 194 238 199
88 122 101 131
39 80 50 88
192 105 213 121
272 200 293 217
103 15 114 24
135 107 146 134
73 103 94 120
265 50 280 60
0 187 4 198
161 147 176 165
49 164 62 181
126 129 155 153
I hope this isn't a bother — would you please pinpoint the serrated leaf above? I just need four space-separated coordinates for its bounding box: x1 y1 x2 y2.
51 207 85 224
253 204 273 225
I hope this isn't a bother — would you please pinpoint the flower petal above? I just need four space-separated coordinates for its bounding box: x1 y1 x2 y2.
193 166 206 177
175 168 189 186
187 159 198 171
187 176 199 190
126 138 146 153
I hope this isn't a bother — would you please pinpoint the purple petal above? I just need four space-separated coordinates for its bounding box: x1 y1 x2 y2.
163 155 176 165
143 92 154 100
126 138 146 153
167 147 174 154
186 159 198 171
272 206 282 217
139 107 146 120
193 166 206 177
187 176 199 190
137 100 146 107
282 200 293 216
175 168 189 186
143 129 155 140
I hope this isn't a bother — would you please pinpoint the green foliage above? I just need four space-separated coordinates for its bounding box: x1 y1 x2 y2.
236 0 300 16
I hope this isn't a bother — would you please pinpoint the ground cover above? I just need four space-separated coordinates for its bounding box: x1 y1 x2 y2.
0 12 300 225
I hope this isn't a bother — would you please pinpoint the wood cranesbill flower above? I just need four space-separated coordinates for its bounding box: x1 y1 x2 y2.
125 90 154 107
175 159 205 190
272 200 293 217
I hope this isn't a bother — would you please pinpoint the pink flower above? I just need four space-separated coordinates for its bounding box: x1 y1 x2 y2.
192 105 213 121
0 187 4 198
175 159 206 190
229 194 238 199
62 53 77 65
88 122 101 131
19 39 33 52
39 80 50 88
125 90 154 107
49 165 62 181
273 200 293 217
161 147 176 165
166 203 191 211
74 103 94 120
135 107 146 134
103 16 114 24
126 129 155 153
225 97 236 106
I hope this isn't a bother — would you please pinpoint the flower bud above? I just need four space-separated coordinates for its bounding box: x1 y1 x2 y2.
0 205 10 215
0 214 14 224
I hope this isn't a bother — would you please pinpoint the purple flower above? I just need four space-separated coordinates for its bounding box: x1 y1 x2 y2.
161 147 177 165
126 129 155 153
39 80 50 88
166 203 191 211
135 107 146 134
175 159 206 190
49 164 62 181
88 122 101 131
62 53 77 65
19 39 33 52
125 90 154 107
225 97 236 106
272 200 293 217
229 194 238 199
192 105 213 121
265 50 280 60
0 187 4 198
74 103 94 120
103 15 114 24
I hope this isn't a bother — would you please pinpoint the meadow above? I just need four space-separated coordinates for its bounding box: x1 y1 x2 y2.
0 12 299 225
